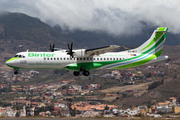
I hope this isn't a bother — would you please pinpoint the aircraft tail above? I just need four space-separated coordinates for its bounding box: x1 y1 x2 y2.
133 27 168 56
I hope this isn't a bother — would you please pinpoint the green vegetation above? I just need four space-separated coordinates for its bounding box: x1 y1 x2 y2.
148 79 164 90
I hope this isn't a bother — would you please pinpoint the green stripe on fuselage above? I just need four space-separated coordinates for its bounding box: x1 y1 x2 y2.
113 49 162 69
6 57 21 63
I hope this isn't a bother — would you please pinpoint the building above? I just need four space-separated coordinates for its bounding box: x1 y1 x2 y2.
169 97 176 103
173 106 180 114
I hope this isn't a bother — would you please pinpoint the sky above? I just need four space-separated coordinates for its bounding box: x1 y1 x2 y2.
0 0 179 36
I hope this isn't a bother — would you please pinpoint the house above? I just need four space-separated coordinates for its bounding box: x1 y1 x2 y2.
67 88 75 95
0 84 7 88
173 106 180 114
169 97 176 103
61 107 70 117
105 93 112 97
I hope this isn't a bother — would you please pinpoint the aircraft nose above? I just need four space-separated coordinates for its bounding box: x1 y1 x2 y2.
6 58 17 66
6 60 13 66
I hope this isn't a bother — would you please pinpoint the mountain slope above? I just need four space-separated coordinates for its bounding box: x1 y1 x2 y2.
0 12 82 69
54 25 180 48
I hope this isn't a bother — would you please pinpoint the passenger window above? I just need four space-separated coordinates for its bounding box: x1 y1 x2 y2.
67 58 69 60
113 58 115 60
60 58 62 60
100 58 102 60
64 58 66 60
51 58 53 60
87 58 89 60
84 58 86 60
23 56 25 58
77 58 79 60
97 58 99 60
74 58 76 60
57 58 59 60
47 58 49 60
90 58 92 60
94 58 96 60
54 58 56 60
116 58 118 60
104 58 106 60
80 58 82 60
19 55 22 58
123 58 125 60
120 58 121 60
110 58 112 60
107 58 109 60
44 58 46 60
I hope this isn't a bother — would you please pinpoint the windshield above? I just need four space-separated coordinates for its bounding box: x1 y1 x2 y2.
14 54 25 58
14 55 19 57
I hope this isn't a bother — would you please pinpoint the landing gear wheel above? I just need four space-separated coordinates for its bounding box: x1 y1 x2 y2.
73 71 80 76
83 71 90 76
14 70 18 75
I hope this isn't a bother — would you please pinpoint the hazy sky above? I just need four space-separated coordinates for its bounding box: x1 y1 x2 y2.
0 0 179 36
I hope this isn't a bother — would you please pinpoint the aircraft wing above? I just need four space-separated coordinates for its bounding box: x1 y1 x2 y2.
85 45 120 56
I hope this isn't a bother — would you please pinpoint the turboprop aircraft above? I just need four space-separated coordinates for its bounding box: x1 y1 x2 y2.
6 27 169 76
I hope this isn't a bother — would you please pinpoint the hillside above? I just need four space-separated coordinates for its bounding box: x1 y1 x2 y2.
1 12 180 107
0 12 83 68
54 25 180 48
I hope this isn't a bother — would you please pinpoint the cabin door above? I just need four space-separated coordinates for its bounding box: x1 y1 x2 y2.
126 54 133 68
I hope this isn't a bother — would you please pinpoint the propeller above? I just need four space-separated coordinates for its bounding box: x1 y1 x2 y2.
67 42 74 58
49 43 55 52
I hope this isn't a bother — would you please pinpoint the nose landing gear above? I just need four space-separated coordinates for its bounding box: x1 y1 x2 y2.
14 68 19 75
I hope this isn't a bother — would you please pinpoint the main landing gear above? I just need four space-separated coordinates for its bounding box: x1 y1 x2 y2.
73 70 90 76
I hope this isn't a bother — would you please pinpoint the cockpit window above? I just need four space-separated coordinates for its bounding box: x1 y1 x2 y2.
14 55 18 57
14 55 25 58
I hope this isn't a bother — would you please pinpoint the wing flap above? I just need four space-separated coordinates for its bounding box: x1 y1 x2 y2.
85 45 120 56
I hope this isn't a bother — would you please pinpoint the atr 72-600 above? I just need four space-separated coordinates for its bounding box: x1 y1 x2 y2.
6 27 169 76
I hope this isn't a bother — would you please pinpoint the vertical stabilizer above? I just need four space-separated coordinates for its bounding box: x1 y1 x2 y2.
133 27 168 56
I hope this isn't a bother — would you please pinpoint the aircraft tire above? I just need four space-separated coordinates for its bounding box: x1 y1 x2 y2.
14 70 18 75
83 71 90 76
73 71 80 76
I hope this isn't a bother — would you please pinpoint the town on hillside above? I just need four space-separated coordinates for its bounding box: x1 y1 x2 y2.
0 57 179 118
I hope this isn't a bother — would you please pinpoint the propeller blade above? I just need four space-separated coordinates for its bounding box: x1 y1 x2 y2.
71 42 73 52
50 43 51 50
52 43 55 52
68 42 70 51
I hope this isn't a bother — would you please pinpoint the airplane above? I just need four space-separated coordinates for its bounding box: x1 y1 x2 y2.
6 27 169 76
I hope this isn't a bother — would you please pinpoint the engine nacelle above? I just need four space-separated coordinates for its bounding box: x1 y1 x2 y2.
73 49 88 57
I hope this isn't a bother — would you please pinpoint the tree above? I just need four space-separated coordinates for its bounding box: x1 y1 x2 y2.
105 105 109 110
148 81 162 90
161 79 164 85
15 111 20 117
